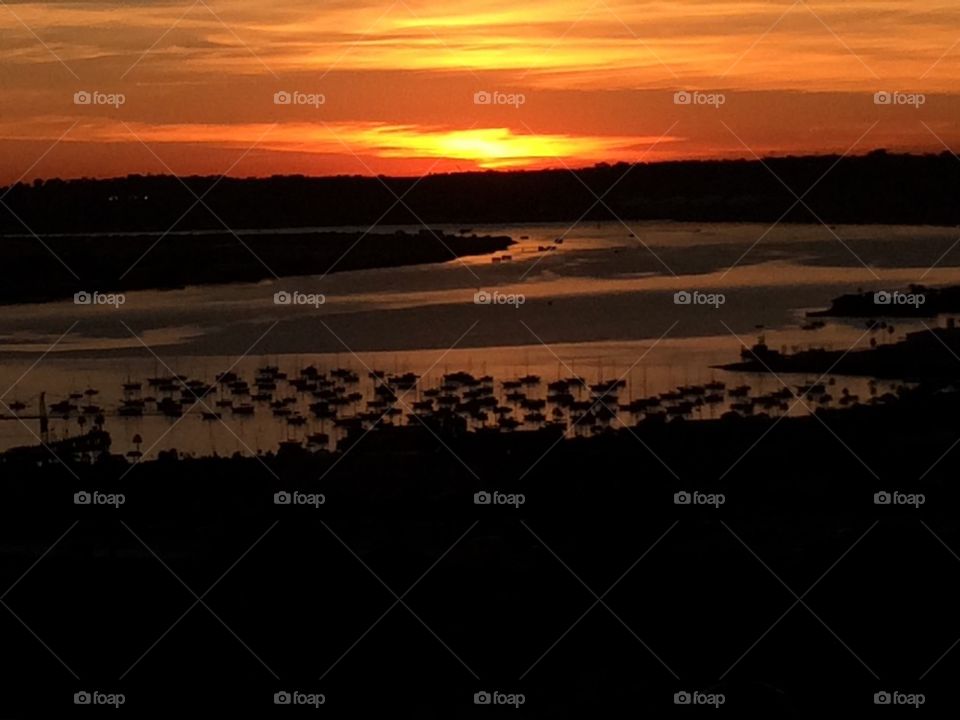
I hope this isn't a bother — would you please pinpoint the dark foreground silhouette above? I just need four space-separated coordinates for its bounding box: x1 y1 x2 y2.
2 384 958 717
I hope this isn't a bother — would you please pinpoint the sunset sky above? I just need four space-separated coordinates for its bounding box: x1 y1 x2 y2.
1 0 959 182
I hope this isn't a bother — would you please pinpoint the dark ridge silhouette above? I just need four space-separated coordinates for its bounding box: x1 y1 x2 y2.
2 150 959 235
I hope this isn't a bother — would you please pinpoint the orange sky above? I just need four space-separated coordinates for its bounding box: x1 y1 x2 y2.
1 0 959 182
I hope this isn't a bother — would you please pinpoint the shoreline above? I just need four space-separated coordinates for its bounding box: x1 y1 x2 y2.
0 229 514 306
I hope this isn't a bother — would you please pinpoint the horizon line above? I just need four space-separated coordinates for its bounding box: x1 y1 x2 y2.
4 147 951 188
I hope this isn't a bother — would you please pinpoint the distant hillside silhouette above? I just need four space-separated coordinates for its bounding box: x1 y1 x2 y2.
2 150 959 234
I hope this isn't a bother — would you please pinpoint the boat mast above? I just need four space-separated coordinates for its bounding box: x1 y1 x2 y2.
39 392 49 444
